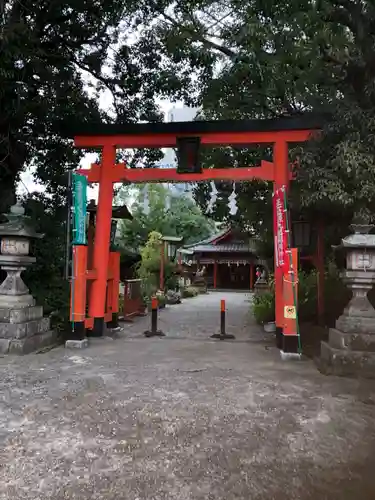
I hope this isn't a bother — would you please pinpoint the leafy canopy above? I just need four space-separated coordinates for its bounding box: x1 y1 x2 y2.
117 183 216 249
0 0 165 323
133 0 375 221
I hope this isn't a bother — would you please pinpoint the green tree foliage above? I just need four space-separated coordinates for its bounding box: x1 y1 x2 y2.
137 230 175 295
22 193 70 332
0 0 165 322
0 0 163 209
118 183 216 249
134 0 375 223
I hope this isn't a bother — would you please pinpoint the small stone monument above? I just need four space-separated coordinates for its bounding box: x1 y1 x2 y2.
254 266 269 296
320 223 375 377
192 266 207 293
0 203 57 354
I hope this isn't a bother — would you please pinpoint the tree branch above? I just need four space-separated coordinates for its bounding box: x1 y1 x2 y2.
151 2 240 60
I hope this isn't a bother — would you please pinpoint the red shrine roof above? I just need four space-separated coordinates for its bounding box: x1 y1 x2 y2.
182 228 258 255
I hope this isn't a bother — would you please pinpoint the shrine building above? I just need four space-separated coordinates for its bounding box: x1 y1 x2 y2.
179 227 262 290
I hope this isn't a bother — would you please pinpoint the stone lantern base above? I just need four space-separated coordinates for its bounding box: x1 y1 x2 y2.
319 270 375 378
0 303 57 355
0 203 57 354
0 258 57 354
320 332 375 378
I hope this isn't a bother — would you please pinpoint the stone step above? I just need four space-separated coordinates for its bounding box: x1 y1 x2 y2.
329 328 375 352
319 341 375 378
0 317 50 340
335 315 375 334
0 306 43 324
0 330 58 355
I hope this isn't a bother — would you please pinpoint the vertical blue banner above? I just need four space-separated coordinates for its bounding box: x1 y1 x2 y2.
72 173 87 245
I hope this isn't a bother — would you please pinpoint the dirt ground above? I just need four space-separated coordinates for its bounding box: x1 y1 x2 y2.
1 292 375 500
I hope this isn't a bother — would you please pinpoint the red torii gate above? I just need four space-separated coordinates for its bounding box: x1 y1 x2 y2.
70 115 321 353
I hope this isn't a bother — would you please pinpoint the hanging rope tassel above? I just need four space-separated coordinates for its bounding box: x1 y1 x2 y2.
206 181 218 214
228 182 238 216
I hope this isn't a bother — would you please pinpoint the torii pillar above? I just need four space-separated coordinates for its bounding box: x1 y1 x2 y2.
274 141 291 350
88 146 115 336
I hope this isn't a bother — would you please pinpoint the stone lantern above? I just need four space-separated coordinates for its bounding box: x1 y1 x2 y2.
0 203 56 354
320 223 375 377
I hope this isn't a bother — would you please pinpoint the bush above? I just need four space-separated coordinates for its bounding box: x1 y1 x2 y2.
297 264 351 326
252 264 355 328
155 290 167 308
252 292 275 324
157 295 166 308
119 293 125 314
181 286 199 298
298 270 318 322
166 289 182 304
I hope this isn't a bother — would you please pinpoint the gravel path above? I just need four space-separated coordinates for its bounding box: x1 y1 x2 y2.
125 291 265 341
1 292 375 499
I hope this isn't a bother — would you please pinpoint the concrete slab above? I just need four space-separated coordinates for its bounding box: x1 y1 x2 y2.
0 293 374 499
65 339 89 349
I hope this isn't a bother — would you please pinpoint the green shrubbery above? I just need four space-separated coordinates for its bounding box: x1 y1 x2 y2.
253 292 275 324
181 286 200 298
136 231 177 301
252 263 352 327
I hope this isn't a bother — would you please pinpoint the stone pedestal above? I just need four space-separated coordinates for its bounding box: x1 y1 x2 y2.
0 304 57 354
254 280 269 296
0 203 57 354
319 224 375 378
192 277 207 293
0 255 57 354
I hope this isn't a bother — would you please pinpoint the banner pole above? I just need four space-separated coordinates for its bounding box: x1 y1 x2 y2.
65 170 72 280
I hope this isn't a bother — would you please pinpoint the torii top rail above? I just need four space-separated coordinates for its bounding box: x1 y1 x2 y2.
75 115 321 184
71 114 322 338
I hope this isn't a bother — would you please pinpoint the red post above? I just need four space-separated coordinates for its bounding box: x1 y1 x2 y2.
159 240 165 290
151 296 158 309
273 140 290 344
111 251 120 321
316 220 325 325
105 252 113 324
144 296 165 337
87 213 95 269
70 245 88 340
88 145 115 336
86 213 95 311
213 260 218 289
211 298 235 339
250 264 254 290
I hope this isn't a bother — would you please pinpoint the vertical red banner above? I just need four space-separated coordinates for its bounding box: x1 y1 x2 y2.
273 187 288 271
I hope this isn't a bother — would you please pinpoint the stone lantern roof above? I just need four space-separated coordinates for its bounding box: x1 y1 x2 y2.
0 203 43 239
339 224 375 248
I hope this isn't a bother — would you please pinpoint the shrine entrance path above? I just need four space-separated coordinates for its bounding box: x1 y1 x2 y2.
1 293 375 499
124 291 268 342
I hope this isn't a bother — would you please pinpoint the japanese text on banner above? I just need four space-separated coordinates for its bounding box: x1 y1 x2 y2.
273 187 287 270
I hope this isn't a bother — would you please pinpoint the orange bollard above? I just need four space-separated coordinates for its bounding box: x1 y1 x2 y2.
211 299 235 340
144 296 165 337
